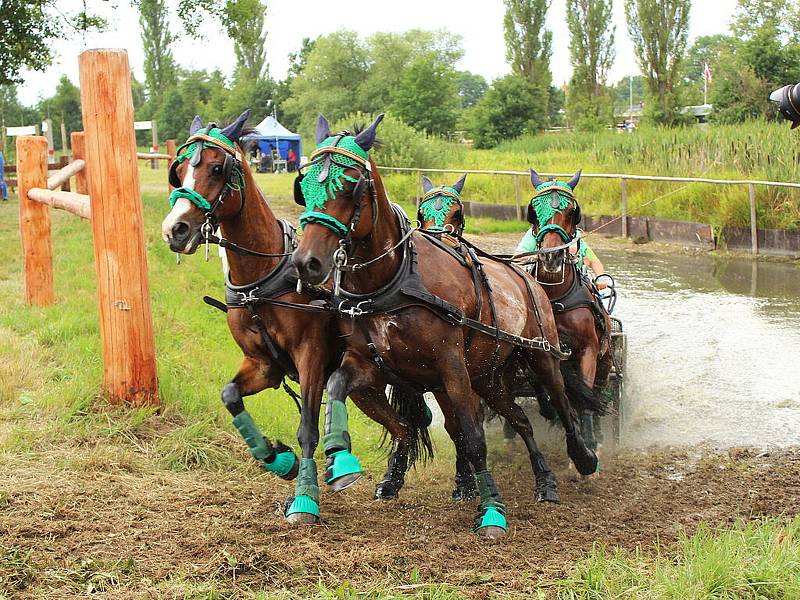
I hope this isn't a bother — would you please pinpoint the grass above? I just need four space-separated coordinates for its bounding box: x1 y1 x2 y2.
1 164 799 597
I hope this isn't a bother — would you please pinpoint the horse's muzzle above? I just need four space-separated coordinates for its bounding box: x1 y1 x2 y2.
167 221 201 254
292 249 329 285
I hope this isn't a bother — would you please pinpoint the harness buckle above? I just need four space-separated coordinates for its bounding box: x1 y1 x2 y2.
338 300 369 317
201 220 213 262
237 290 258 305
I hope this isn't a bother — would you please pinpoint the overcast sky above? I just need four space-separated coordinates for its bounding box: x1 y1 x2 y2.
18 0 738 107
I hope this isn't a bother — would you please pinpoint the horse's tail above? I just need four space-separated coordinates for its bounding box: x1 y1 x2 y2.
560 359 609 416
382 385 434 466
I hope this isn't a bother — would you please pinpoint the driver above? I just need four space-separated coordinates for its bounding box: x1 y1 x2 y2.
516 226 608 289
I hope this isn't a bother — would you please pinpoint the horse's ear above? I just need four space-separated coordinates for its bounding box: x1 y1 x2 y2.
567 169 582 190
221 109 251 142
354 113 384 151
530 168 543 187
190 116 203 135
422 175 434 193
316 114 331 144
452 174 467 194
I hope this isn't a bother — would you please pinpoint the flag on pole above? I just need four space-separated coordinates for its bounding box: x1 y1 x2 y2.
703 63 712 82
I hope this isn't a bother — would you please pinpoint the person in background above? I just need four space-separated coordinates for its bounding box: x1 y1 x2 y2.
287 147 297 172
0 147 8 202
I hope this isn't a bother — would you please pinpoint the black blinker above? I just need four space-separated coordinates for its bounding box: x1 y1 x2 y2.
293 174 306 206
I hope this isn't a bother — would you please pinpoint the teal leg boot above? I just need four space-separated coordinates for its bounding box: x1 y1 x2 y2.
472 471 507 540
323 399 362 492
232 410 299 479
285 458 321 525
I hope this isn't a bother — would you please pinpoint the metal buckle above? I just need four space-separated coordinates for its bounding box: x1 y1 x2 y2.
201 220 213 262
338 300 369 317
236 290 258 304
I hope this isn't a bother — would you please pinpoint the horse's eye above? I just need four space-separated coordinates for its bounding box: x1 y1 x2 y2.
212 165 224 176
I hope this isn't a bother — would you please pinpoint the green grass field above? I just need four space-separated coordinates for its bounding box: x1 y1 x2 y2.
0 165 798 597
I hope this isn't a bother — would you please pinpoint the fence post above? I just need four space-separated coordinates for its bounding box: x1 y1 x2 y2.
150 120 158 170
17 136 55 306
79 49 159 406
748 183 758 255
620 178 629 238
514 174 522 220
70 132 88 195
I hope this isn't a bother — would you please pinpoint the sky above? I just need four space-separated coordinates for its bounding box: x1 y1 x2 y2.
17 0 739 108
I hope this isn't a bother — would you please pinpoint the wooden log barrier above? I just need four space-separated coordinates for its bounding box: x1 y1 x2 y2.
79 49 159 406
27 188 91 220
17 136 55 306
47 159 86 191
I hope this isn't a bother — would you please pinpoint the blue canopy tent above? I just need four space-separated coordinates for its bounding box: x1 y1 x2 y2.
241 115 301 167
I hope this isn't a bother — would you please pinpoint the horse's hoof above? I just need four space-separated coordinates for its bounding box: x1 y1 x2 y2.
324 450 362 491
567 437 599 476
536 487 560 503
451 486 477 502
329 471 361 492
476 525 507 540
284 495 320 525
374 480 400 500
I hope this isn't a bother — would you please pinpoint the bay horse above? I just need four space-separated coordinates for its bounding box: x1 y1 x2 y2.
160 111 431 526
416 175 466 235
292 114 601 537
522 169 613 451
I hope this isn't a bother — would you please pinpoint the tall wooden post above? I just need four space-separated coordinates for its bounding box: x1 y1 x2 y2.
79 49 159 406
416 170 423 211
17 136 55 306
620 178 629 238
748 183 758 255
60 121 69 155
150 120 159 170
70 132 88 195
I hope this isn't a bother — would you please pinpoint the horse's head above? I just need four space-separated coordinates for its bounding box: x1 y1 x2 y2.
161 110 252 253
417 175 466 235
527 168 582 278
292 113 384 285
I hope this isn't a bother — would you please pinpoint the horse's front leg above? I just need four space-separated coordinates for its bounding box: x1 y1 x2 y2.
576 346 600 453
222 357 299 480
285 348 326 524
435 391 476 501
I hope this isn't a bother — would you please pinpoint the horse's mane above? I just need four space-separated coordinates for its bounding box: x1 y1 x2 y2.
347 122 383 149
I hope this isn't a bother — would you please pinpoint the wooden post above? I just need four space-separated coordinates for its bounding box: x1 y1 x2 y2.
79 49 159 406
150 120 158 170
749 183 758 255
620 178 629 238
514 174 522 220
70 132 88 196
60 121 68 155
43 118 55 164
17 136 55 306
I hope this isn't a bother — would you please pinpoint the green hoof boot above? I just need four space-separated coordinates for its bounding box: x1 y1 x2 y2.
473 506 507 539
285 495 320 525
265 449 299 480
325 450 362 492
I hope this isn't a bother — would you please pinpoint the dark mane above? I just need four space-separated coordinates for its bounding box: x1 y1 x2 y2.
346 122 383 149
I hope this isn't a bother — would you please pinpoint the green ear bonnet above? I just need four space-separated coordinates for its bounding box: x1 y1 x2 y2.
530 180 576 243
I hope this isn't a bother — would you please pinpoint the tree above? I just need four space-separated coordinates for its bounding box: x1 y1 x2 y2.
625 0 691 125
390 53 460 134
0 1 104 85
468 75 541 148
565 0 615 130
680 34 736 105
611 75 645 116
38 76 82 150
135 0 176 110
224 0 268 81
282 31 370 138
456 72 488 108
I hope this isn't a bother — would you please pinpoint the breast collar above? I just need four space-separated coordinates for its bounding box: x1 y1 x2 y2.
550 263 596 314
225 220 299 305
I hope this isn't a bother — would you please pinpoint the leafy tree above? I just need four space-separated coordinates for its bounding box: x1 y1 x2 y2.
709 48 770 122
611 75 645 115
456 72 488 108
282 31 370 138
548 85 566 127
503 0 553 125
390 53 459 134
38 76 82 150
565 0 615 130
224 0 268 81
468 75 541 148
680 34 736 105
0 1 105 85
625 0 691 125
135 0 175 111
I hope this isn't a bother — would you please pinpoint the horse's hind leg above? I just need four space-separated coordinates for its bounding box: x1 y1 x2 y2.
223 357 299 481
484 369 560 503
438 354 508 539
531 351 598 476
436 391 476 501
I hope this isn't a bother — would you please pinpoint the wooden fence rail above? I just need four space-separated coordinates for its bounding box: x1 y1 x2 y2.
380 166 800 255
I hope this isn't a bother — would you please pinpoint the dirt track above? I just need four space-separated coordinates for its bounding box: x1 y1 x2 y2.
1 441 798 598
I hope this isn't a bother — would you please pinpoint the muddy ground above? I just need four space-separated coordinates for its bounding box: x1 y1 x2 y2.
1 439 798 598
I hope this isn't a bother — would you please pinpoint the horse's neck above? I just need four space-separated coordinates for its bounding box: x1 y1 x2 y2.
344 167 402 293
221 164 284 286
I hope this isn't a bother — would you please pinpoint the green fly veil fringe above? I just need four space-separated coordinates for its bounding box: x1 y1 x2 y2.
419 186 461 229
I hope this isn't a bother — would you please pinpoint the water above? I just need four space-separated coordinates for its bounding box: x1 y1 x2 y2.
608 250 800 449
